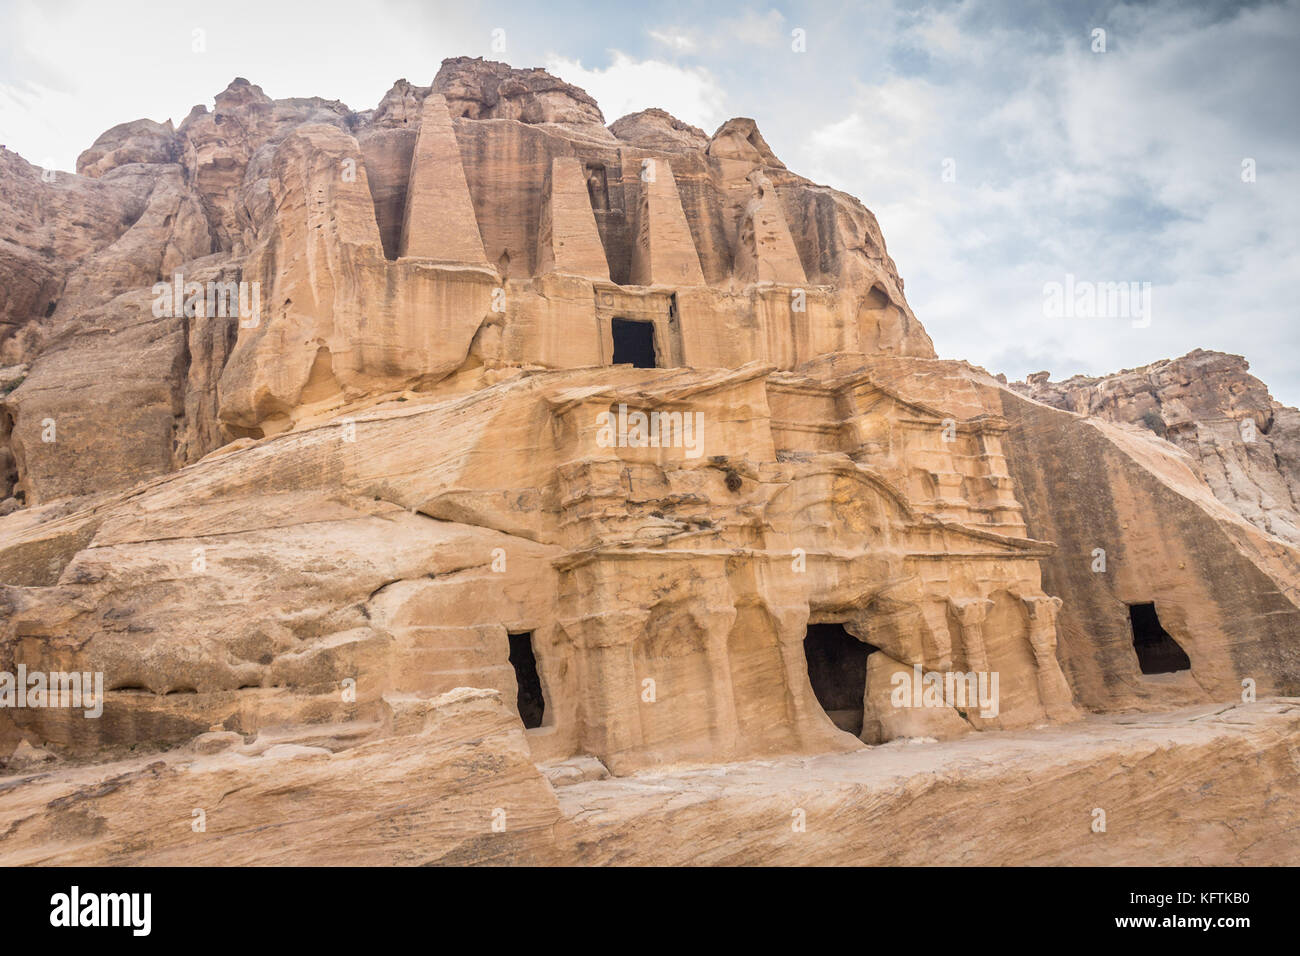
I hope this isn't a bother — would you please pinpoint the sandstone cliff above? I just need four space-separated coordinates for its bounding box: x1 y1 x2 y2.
0 58 1295 866
1012 350 1300 546
0 61 932 509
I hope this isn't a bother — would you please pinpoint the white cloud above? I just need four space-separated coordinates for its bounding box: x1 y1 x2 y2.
723 9 787 48
644 9 787 56
545 52 727 130
792 0 1300 403
0 0 482 171
649 30 697 53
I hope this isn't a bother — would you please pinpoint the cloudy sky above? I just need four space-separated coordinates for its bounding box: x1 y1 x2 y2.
3 0 1298 402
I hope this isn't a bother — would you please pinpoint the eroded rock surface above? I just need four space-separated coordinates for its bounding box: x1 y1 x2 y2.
1013 350 1300 546
2 698 1294 864
0 57 1296 865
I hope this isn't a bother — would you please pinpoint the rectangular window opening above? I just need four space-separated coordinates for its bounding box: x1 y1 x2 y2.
611 317 658 368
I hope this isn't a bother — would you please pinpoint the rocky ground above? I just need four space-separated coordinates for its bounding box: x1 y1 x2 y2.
0 689 1294 865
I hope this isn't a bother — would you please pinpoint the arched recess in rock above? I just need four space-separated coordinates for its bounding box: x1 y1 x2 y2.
975 589 1045 729
726 601 801 756
298 344 344 406
856 284 906 353
761 463 913 548
632 599 715 763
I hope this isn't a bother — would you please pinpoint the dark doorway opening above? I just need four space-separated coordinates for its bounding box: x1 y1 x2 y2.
508 632 546 728
1128 603 1191 674
611 318 657 368
803 623 879 736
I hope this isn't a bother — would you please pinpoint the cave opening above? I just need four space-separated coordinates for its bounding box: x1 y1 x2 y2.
1128 602 1191 674
611 317 657 368
508 631 546 729
803 623 879 736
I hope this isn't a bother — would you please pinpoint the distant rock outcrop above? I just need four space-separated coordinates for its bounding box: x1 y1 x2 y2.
1013 349 1300 545
609 108 708 152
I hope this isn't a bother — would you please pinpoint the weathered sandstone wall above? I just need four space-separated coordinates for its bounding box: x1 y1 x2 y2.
0 57 1296 865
